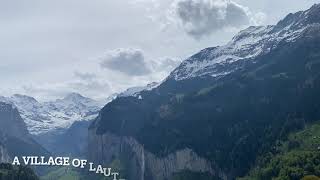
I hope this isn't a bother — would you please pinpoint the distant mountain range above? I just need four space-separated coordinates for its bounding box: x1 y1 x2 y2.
0 93 106 135
0 88 158 158
170 6 316 81
88 4 320 180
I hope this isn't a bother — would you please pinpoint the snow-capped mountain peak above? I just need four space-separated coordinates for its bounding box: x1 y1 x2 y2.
118 82 159 98
63 92 86 101
54 92 101 108
0 93 104 135
11 94 39 104
170 4 320 81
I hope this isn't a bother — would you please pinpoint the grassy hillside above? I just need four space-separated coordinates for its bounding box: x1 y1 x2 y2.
239 122 320 180
41 167 82 180
41 159 126 180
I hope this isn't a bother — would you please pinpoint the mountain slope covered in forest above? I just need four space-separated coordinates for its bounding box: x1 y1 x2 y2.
240 122 320 180
89 4 320 180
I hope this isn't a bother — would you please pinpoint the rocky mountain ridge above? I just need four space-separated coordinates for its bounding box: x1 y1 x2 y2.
0 102 48 161
88 4 320 180
169 4 320 81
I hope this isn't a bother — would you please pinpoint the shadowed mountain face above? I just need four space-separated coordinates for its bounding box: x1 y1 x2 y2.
88 4 320 180
0 102 29 140
0 102 48 162
35 120 91 157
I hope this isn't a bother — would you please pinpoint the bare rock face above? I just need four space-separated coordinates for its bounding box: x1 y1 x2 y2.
144 148 223 180
0 102 29 141
0 144 10 163
0 102 48 158
88 129 227 180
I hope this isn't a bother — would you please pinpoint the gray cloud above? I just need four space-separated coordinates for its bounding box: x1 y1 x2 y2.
100 48 152 76
74 71 97 81
172 0 251 38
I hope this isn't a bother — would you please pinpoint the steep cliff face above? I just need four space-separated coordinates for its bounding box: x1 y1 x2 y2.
0 144 10 163
89 4 320 180
0 102 48 158
0 102 29 141
88 129 226 180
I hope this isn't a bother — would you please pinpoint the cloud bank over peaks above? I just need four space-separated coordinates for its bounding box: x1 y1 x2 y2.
170 0 266 39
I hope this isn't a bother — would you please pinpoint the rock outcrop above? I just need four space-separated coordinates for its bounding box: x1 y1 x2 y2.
0 102 29 141
0 144 10 163
88 129 227 180
0 102 48 159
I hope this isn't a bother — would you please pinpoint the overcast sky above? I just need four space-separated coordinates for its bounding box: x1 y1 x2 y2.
0 0 319 101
